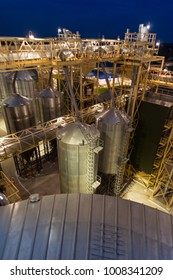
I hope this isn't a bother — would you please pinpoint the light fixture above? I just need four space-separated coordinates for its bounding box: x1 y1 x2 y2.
28 31 34 39
147 23 150 30
156 40 160 47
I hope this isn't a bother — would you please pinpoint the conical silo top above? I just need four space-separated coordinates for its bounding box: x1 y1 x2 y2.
60 122 98 145
38 87 61 98
38 87 54 98
96 107 122 125
3 94 31 107
7 70 34 81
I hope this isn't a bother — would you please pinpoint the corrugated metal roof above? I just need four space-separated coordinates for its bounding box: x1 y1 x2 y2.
0 194 173 260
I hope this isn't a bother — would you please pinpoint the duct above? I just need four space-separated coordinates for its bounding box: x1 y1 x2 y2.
63 66 80 120
101 63 115 107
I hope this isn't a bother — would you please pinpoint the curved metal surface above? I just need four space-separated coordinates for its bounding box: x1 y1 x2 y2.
2 94 35 134
0 194 173 259
7 70 38 98
96 108 129 174
38 87 63 123
57 122 100 193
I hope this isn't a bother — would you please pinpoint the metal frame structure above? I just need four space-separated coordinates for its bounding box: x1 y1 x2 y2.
1 26 173 206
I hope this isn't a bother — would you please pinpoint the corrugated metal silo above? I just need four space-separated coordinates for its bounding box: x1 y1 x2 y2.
96 107 130 194
6 70 38 98
38 87 63 123
2 94 35 134
96 108 129 174
57 121 102 194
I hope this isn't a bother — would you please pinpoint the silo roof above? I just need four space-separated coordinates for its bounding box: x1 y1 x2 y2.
60 122 98 145
3 94 31 107
96 108 122 125
8 70 34 81
38 87 55 98
0 193 173 260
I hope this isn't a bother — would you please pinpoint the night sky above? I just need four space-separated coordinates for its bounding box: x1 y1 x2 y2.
1 0 173 43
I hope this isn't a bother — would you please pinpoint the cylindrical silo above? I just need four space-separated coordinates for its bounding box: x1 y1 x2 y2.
6 70 38 98
6 70 39 124
1 93 42 178
38 87 63 123
2 94 35 134
96 108 128 174
57 121 102 194
96 107 130 194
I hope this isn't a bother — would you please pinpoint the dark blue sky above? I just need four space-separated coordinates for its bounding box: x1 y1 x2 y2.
1 0 173 43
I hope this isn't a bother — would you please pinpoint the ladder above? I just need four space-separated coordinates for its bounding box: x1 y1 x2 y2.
0 171 21 204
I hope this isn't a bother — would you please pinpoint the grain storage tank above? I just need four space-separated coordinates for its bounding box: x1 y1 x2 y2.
2 93 35 134
6 70 38 98
96 107 130 194
96 107 129 174
38 87 63 123
57 121 102 194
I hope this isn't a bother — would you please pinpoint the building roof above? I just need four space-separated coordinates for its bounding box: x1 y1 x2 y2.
0 193 173 260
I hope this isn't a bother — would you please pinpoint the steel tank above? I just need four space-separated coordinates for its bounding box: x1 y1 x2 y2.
2 94 35 134
38 87 63 123
57 121 102 194
6 70 38 98
96 107 129 175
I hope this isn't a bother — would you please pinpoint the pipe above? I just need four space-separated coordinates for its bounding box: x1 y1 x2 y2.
101 63 115 107
48 67 53 87
63 66 80 120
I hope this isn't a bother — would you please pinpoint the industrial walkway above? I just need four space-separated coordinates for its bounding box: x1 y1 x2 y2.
0 111 172 214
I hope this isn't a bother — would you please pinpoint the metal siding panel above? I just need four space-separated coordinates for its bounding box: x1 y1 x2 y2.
0 204 14 259
46 194 68 259
158 211 173 259
17 200 41 259
2 200 28 259
1 194 173 260
117 198 131 259
32 195 55 260
131 202 146 259
61 194 80 259
89 194 105 259
144 206 159 259
103 196 118 260
75 194 92 259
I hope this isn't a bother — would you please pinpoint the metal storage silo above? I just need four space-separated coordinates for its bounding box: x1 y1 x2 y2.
2 94 35 134
6 70 38 98
38 87 63 123
57 121 102 194
96 107 130 195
